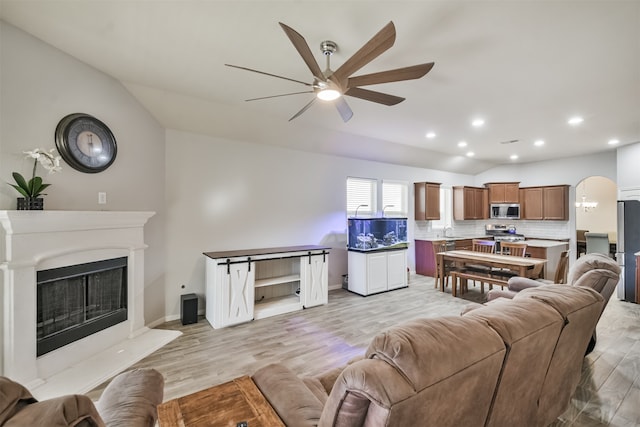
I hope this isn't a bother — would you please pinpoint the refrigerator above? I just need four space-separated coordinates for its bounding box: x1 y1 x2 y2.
616 199 640 302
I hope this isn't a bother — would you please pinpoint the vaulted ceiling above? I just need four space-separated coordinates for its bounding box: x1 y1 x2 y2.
1 1 639 174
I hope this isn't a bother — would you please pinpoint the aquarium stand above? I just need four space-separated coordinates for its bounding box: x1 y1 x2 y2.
203 245 329 328
347 248 408 296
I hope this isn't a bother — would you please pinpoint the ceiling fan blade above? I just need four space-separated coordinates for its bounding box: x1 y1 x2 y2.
347 63 435 88
335 97 354 122
225 64 312 87
279 22 325 81
289 97 317 121
344 87 405 106
245 91 314 102
332 21 396 84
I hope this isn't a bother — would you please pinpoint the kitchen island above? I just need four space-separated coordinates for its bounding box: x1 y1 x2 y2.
525 240 569 280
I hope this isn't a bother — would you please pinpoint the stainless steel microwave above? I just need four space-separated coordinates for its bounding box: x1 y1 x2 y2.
490 204 520 219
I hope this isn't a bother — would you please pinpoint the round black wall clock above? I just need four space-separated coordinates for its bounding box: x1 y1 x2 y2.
55 113 117 173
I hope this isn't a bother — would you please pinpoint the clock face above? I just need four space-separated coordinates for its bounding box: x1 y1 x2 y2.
55 113 117 173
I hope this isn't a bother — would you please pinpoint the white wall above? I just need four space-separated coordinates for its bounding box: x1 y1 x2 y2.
617 142 640 191
575 176 618 236
163 129 474 318
475 151 617 187
0 22 167 325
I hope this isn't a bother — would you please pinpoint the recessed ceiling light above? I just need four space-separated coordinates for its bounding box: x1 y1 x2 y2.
472 118 485 127
568 116 584 125
534 139 545 147
466 151 475 157
510 154 519 160
458 141 468 148
425 132 436 139
608 139 620 145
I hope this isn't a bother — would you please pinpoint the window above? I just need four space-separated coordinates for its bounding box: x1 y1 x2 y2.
347 177 376 217
382 180 408 217
432 186 453 229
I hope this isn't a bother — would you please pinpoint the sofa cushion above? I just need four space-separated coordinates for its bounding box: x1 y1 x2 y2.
463 296 564 427
514 285 605 425
365 316 505 392
95 368 164 427
567 253 620 285
319 316 507 426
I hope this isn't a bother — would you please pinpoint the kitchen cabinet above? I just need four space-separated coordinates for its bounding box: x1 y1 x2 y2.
204 245 329 328
453 186 488 220
521 185 569 220
486 182 520 203
414 182 441 220
348 249 408 296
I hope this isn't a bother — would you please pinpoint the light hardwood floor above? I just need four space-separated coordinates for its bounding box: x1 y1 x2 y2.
89 274 640 426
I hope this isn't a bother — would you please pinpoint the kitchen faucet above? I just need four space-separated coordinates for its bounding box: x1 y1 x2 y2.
382 205 394 217
444 226 453 238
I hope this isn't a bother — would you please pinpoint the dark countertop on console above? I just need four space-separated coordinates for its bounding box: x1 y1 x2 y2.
204 245 330 260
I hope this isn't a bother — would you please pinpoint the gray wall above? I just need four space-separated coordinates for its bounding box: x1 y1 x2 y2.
0 22 167 324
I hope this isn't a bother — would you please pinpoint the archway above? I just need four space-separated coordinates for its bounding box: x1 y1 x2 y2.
575 176 617 257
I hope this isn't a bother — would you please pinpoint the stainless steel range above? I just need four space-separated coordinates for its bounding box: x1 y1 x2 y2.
485 224 526 252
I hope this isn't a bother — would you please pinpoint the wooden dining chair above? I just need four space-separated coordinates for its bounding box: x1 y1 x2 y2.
472 239 496 253
432 240 449 290
500 242 527 257
461 239 497 293
535 250 570 285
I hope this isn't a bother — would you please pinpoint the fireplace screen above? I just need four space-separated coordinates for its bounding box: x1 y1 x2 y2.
37 257 127 356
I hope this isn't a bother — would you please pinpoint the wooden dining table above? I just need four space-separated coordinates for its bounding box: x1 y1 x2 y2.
437 250 547 295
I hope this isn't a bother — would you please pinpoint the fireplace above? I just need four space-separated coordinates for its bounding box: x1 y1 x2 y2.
37 257 128 357
0 210 182 395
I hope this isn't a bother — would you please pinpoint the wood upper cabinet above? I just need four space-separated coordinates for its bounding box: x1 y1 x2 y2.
453 186 487 220
485 182 520 204
521 185 569 220
543 185 569 220
414 182 441 220
522 187 544 220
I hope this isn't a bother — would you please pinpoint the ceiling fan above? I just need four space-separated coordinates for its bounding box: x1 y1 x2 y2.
225 21 434 122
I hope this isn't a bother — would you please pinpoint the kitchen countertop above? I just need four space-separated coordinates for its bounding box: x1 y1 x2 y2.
524 240 570 248
416 236 490 242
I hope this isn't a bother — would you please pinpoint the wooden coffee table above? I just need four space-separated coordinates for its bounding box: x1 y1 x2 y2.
157 375 284 427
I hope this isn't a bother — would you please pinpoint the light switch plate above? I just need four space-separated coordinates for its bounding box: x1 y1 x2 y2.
98 192 107 204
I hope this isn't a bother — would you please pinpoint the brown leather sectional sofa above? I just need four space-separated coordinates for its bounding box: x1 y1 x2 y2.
253 284 605 426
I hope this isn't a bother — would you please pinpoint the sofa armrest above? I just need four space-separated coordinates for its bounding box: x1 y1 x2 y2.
95 368 164 427
507 276 542 292
252 363 323 427
4 395 105 427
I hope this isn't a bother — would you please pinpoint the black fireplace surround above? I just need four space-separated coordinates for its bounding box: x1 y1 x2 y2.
36 257 128 357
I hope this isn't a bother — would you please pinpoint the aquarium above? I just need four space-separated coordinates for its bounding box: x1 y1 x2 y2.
347 218 408 251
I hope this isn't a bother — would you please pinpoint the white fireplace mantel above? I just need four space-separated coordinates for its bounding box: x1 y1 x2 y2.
0 210 168 392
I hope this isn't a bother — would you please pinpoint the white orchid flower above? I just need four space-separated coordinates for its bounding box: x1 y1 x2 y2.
24 148 43 160
37 150 62 173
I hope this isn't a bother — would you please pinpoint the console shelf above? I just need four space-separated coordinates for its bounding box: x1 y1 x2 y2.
204 245 329 328
254 274 300 288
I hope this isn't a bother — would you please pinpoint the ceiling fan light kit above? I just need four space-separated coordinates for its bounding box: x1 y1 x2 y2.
226 21 434 122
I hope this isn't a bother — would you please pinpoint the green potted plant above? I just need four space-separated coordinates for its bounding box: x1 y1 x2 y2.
9 148 62 210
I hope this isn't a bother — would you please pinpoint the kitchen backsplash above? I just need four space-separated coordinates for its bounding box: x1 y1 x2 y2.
414 220 571 241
